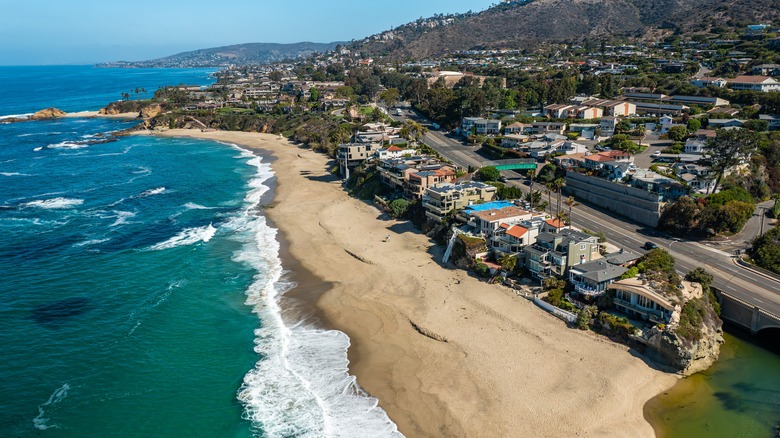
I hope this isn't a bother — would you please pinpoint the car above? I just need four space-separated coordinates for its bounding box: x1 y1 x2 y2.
644 241 659 250
653 151 662 157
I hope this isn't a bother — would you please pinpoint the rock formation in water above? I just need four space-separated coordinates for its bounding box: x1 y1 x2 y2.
30 107 66 120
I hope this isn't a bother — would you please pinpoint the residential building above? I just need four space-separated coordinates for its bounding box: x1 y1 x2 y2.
708 119 745 129
338 143 380 178
422 182 497 222
684 139 707 154
759 114 780 131
491 217 546 255
569 259 628 297
531 122 566 135
690 77 728 88
752 64 780 76
470 206 540 237
728 76 780 92
608 278 676 324
631 169 688 201
525 229 601 278
461 117 501 136
501 134 530 148
582 99 636 117
505 122 532 134
376 145 416 160
600 116 618 137
406 167 457 198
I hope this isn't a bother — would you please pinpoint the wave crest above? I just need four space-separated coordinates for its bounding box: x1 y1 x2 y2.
148 224 217 251
23 197 84 209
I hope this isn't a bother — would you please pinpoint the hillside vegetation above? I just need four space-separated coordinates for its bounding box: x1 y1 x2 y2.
351 0 780 59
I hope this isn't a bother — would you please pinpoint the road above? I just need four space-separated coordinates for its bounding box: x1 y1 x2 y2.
392 110 780 318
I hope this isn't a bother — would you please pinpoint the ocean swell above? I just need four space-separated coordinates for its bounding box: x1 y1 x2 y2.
231 147 402 437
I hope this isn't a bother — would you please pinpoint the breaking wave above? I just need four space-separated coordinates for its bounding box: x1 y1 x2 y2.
230 147 402 437
32 383 70 430
23 197 84 210
148 224 217 251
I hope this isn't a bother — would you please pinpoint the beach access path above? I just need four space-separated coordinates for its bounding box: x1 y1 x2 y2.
147 129 678 438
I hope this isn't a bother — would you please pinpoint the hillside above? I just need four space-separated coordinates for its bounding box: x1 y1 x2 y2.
98 42 342 68
350 0 780 59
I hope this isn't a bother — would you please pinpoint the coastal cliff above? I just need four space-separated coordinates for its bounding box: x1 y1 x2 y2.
633 279 724 376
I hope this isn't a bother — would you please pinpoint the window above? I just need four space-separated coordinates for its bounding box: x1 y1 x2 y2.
580 244 586 251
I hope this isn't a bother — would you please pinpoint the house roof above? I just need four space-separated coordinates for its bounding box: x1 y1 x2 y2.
386 145 403 152
585 154 613 162
545 218 566 229
506 225 529 239
731 75 776 84
471 206 530 222
604 250 641 266
599 150 631 159
570 260 628 283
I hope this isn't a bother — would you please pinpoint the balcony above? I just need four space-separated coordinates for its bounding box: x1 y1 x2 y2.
614 298 669 323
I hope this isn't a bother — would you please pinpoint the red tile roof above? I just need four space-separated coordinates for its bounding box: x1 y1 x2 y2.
387 146 403 152
545 218 566 228
506 225 529 239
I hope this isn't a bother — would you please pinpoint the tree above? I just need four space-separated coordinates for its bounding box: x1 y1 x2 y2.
476 166 500 182
752 226 780 275
379 88 400 108
705 129 760 194
499 254 518 272
553 177 566 215
269 70 284 83
388 198 411 218
564 196 579 228
668 125 689 142
685 267 714 293
687 118 701 133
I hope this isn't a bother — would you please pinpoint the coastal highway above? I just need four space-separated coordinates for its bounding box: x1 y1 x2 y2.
392 110 780 318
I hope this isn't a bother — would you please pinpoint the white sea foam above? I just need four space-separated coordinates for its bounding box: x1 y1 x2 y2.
0 172 31 177
33 147 43 152
0 113 32 120
23 197 84 210
231 149 402 437
75 238 111 247
148 224 217 251
110 211 136 227
139 187 166 197
32 383 70 430
184 202 217 210
47 141 89 150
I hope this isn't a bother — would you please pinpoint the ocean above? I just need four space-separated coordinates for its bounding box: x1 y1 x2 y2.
0 66 399 437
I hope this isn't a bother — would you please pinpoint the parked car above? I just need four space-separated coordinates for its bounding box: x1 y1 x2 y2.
653 151 662 157
644 241 659 250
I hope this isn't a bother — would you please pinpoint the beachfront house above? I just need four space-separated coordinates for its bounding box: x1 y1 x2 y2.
338 143 380 178
524 229 601 279
422 182 497 222
469 206 541 237
568 259 628 298
608 278 676 324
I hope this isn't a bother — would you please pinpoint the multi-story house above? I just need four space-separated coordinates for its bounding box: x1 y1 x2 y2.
469 206 541 237
568 259 628 298
461 117 502 136
338 143 380 178
728 76 780 92
524 229 601 279
422 182 497 222
405 167 457 198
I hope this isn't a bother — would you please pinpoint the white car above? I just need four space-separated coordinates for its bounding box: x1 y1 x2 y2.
653 151 662 157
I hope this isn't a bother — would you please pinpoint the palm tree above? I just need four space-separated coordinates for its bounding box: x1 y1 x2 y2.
564 196 579 228
545 184 554 214
554 177 566 216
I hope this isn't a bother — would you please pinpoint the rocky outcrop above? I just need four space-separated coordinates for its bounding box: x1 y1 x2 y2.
635 295 724 375
99 106 121 115
139 103 162 119
30 108 66 120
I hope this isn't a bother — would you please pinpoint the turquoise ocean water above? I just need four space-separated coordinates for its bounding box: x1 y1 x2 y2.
0 66 399 437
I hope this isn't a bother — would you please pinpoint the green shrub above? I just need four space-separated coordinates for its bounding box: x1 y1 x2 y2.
388 198 411 218
474 262 491 278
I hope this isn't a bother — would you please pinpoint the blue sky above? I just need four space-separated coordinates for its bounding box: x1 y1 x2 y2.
0 0 496 65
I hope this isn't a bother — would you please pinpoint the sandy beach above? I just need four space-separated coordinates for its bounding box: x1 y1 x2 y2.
65 110 140 119
147 129 678 437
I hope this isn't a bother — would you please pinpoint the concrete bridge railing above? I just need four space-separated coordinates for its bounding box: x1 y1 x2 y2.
714 288 780 334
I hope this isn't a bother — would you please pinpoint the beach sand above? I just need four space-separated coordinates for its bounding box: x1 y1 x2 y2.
65 110 139 119
147 129 678 437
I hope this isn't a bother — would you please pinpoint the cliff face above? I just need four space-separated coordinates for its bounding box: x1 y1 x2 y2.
636 290 724 376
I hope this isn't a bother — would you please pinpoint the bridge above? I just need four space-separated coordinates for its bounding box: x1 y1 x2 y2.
714 288 780 334
483 159 538 171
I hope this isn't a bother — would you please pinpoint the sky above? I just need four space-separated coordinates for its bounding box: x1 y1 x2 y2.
0 0 497 65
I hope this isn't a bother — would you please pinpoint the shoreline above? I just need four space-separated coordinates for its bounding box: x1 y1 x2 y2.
139 128 679 437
